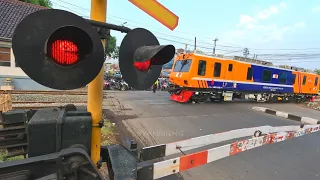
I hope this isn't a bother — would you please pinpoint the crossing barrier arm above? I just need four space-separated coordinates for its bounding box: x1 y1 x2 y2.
139 124 315 161
134 124 320 179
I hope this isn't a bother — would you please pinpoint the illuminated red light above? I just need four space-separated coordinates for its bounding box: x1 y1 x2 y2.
51 40 79 65
134 59 151 71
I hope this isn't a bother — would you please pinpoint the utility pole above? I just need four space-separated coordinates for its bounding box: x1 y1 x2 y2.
184 44 188 53
253 53 258 60
213 38 218 55
194 37 197 52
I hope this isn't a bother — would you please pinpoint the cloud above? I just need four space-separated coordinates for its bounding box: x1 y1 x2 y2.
293 22 305 28
227 22 305 44
237 2 286 28
229 2 305 43
312 6 320 12
238 15 256 26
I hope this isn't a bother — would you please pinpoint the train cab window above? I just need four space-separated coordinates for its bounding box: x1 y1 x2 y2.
315 77 318 86
214 62 221 77
173 59 192 72
198 60 206 76
262 70 272 82
278 72 287 84
292 74 296 85
247 67 253 80
228 64 233 71
302 75 307 85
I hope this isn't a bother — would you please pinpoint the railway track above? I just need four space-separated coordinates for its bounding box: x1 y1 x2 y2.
12 101 87 104
1 90 88 95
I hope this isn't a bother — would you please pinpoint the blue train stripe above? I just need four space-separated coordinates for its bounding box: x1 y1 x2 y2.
192 77 293 87
191 77 294 93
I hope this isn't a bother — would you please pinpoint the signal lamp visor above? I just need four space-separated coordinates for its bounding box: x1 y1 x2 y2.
149 45 175 65
47 26 93 66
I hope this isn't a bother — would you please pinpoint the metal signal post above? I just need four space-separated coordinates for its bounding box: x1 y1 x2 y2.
88 0 107 165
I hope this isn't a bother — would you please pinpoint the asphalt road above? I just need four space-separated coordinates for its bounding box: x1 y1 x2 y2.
103 90 320 180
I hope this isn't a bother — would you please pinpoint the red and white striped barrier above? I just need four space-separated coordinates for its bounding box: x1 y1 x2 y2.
138 124 320 179
139 125 317 161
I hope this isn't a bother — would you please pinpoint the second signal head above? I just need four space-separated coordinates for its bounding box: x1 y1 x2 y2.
119 28 175 90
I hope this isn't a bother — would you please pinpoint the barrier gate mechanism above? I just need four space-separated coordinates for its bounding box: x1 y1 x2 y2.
110 124 320 179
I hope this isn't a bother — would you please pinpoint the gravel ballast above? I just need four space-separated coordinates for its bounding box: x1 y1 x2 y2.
12 94 87 102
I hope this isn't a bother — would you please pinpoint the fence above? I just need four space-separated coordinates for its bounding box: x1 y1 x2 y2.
0 92 12 112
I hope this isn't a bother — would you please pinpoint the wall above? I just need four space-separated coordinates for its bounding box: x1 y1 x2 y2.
0 40 53 90
0 66 53 90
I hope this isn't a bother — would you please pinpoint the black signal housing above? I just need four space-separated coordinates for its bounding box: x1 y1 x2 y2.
12 9 104 90
119 28 175 90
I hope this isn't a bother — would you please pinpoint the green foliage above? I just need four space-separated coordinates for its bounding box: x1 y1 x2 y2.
112 46 120 59
105 36 118 59
0 149 25 162
19 0 52 8
315 69 320 75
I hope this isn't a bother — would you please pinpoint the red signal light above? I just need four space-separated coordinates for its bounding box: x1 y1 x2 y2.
50 40 79 65
134 59 151 71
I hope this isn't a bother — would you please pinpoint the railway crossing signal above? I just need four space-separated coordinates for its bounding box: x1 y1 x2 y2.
12 9 175 91
119 28 175 90
12 9 105 90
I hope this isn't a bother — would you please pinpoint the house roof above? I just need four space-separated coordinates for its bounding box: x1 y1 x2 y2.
0 0 46 39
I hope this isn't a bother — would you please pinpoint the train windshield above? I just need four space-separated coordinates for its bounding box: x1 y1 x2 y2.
173 59 192 72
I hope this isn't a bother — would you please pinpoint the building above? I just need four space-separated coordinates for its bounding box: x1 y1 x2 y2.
0 0 52 90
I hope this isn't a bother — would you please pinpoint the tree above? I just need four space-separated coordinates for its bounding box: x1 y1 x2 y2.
105 36 118 59
315 69 320 75
19 0 52 8
111 46 120 59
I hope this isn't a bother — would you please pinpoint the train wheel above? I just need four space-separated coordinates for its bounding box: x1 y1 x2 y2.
197 97 206 104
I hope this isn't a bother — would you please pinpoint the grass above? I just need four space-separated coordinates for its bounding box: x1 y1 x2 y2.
101 116 118 145
306 102 320 110
99 116 118 178
0 149 25 162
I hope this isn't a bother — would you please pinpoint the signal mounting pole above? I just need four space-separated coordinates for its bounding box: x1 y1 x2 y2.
88 0 106 165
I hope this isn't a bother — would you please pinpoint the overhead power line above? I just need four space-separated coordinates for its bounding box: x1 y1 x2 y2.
52 0 320 61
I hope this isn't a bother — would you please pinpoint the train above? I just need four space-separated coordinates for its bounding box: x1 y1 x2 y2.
168 53 320 103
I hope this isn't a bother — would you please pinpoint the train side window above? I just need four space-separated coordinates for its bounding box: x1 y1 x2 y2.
214 62 221 77
278 72 287 84
247 67 253 80
292 74 296 85
198 60 206 76
228 64 233 71
302 75 307 85
262 70 272 82
315 77 318 86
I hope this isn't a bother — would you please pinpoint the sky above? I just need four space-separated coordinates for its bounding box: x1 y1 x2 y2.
51 0 320 70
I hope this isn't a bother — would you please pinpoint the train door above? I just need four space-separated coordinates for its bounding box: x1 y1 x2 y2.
300 72 308 94
318 75 320 95
292 71 300 94
223 61 235 89
213 60 223 80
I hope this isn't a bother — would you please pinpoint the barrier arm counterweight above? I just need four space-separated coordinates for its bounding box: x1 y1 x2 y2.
88 0 107 165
